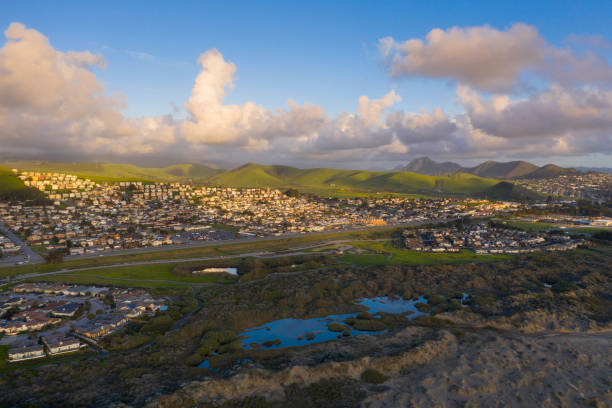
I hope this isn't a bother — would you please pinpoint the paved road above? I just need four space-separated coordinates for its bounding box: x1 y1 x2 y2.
61 223 409 262
8 240 362 282
0 220 44 265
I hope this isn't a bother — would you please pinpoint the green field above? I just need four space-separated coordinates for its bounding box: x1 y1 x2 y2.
501 219 556 231
341 240 509 266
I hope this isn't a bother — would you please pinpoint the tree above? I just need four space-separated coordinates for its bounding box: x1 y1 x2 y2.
44 249 64 264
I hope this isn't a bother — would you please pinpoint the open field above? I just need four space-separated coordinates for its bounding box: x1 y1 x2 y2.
341 240 509 266
500 219 556 231
25 263 238 288
0 228 399 278
0 346 95 375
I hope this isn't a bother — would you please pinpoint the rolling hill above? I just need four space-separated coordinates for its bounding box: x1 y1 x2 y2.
0 161 224 183
1 160 545 200
466 160 539 179
397 157 579 179
396 157 463 175
476 181 543 202
208 163 499 195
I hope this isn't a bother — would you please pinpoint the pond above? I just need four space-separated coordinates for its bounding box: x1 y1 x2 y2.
198 295 428 368
240 295 428 350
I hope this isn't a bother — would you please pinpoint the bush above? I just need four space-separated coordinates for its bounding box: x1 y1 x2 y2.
351 318 385 331
361 369 387 384
327 323 345 332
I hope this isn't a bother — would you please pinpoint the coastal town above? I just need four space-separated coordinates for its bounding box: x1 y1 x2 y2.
0 169 524 260
0 283 165 362
403 224 585 254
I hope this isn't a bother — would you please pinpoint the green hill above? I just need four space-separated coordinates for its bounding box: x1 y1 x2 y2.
0 167 25 191
2 161 515 197
466 160 539 179
476 181 543 202
0 161 223 184
208 164 499 195
0 166 50 204
523 164 578 179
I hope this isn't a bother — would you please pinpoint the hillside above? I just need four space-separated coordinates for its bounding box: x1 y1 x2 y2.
208 163 499 195
397 157 463 175
476 181 543 202
395 157 580 179
0 166 50 204
522 164 579 179
466 160 539 179
0 161 223 183
1 160 522 198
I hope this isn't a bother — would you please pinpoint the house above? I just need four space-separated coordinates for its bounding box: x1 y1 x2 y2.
8 342 45 361
51 302 80 317
41 334 83 355
69 247 85 256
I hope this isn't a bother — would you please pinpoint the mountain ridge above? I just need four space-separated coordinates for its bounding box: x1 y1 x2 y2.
398 157 579 179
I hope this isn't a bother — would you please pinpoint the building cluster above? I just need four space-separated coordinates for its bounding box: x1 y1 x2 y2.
0 233 20 257
517 173 612 202
0 170 524 257
1 283 165 362
403 224 584 254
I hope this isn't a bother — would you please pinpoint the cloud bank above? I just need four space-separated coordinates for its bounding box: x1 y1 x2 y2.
0 22 611 168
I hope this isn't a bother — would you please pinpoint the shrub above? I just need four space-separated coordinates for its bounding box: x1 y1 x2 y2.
361 369 387 384
327 323 345 332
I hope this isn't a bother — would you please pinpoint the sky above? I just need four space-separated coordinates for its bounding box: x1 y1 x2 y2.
1 0 612 169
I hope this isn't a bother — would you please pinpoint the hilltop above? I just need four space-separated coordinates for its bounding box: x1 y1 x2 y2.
397 157 580 179
396 157 463 175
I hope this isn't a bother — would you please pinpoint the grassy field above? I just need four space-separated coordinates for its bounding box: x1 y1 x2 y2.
341 240 509 266
27 263 237 288
0 347 95 374
501 220 556 231
0 228 399 278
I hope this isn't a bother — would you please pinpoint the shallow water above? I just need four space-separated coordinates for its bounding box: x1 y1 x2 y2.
197 295 428 368
240 295 428 349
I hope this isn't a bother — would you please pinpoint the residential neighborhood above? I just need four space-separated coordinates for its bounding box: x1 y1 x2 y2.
1 283 165 362
403 224 585 254
0 170 528 259
517 173 612 202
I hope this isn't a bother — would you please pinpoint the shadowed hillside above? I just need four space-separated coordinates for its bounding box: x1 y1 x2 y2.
476 181 543 202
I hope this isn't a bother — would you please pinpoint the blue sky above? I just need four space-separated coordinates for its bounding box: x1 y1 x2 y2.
4 0 609 117
1 1 612 168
